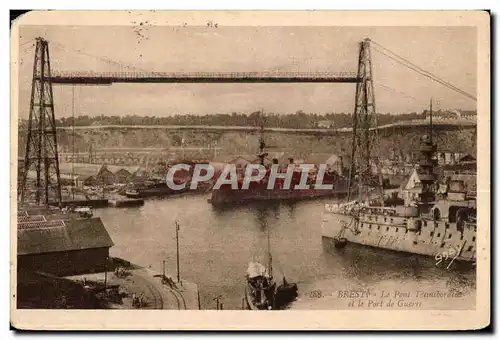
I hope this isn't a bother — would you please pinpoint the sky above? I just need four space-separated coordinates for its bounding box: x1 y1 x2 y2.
17 25 477 118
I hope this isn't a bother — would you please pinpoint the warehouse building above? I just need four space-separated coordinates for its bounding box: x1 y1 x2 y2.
17 214 114 277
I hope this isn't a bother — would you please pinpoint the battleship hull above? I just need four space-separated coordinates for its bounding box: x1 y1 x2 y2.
321 205 476 263
209 179 353 206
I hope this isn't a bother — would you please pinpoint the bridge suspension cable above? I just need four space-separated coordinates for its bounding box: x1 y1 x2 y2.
371 40 477 101
377 83 419 102
19 39 36 49
19 41 37 60
50 41 150 73
36 40 358 84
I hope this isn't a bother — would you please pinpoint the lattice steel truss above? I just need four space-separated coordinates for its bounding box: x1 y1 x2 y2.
19 38 62 206
347 38 381 201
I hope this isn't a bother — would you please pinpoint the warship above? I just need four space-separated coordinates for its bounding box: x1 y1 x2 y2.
209 123 352 206
321 100 477 263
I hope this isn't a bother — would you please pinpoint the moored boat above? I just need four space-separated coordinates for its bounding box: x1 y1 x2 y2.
124 179 190 198
244 229 298 310
210 115 354 206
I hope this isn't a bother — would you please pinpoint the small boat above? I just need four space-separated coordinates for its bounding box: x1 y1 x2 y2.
244 229 298 310
73 206 93 218
124 179 190 199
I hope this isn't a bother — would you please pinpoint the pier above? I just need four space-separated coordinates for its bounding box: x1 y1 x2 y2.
58 198 145 209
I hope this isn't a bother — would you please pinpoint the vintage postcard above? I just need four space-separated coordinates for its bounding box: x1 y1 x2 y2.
10 10 490 330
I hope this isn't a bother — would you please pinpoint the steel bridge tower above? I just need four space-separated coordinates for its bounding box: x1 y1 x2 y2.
19 37 62 206
347 38 381 201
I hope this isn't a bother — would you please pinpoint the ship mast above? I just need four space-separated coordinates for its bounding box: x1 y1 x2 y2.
429 98 433 144
267 227 273 280
257 109 268 166
416 98 437 203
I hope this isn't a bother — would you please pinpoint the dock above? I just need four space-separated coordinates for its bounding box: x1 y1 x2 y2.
60 199 109 208
59 198 145 209
108 198 144 208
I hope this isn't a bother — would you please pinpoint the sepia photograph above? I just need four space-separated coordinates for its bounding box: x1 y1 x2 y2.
10 10 490 330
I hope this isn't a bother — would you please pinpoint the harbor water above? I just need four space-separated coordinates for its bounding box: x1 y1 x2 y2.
95 194 476 310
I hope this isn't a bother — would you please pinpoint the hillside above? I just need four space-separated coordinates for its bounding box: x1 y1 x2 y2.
17 123 477 165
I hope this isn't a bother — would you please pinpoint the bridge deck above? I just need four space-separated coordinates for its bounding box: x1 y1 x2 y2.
46 71 360 84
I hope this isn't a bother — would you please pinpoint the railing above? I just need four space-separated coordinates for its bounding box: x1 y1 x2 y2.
47 71 360 84
324 202 398 214
51 71 358 78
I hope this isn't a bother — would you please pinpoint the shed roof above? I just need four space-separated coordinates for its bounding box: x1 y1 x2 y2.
114 168 133 175
106 165 140 174
18 217 114 256
459 154 476 163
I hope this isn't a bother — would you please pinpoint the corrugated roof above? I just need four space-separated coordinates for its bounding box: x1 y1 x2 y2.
18 219 66 230
18 217 114 256
18 215 46 223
